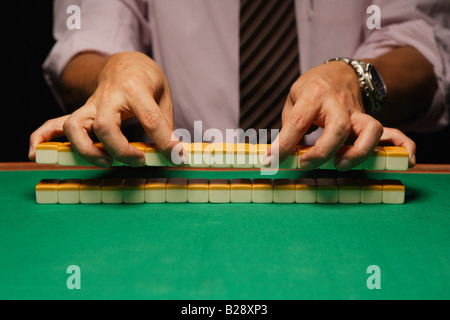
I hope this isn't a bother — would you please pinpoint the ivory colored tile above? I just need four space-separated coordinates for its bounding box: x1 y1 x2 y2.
190 143 211 167
337 178 360 204
233 143 254 168
123 178 146 204
145 178 167 203
35 179 60 204
253 144 270 168
58 179 82 204
274 179 295 204
102 179 125 204
145 143 168 167
294 178 316 203
363 147 386 171
209 179 231 203
166 178 188 203
316 178 338 204
252 179 274 203
35 142 62 164
80 179 103 204
210 143 233 168
359 179 383 204
381 179 405 204
383 146 409 171
57 142 80 166
231 178 252 203
188 179 210 203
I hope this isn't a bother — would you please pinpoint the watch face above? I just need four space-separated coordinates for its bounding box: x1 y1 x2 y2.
370 66 387 99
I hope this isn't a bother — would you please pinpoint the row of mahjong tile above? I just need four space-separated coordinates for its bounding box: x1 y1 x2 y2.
35 142 409 171
36 177 405 205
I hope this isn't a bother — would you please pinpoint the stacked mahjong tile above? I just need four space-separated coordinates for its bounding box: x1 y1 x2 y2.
35 142 409 171
36 178 405 205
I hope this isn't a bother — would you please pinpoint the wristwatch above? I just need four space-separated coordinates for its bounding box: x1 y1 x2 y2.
325 57 387 116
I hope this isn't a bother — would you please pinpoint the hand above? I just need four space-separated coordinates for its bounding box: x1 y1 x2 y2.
272 61 384 171
29 52 179 167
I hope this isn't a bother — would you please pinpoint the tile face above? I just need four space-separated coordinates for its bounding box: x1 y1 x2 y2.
233 144 254 168
36 142 62 164
188 179 209 203
36 179 60 204
145 178 167 203
145 143 168 167
252 179 274 203
337 178 360 204
166 178 188 203
295 178 316 203
190 143 211 168
123 178 146 204
210 143 233 168
231 178 252 203
253 144 270 168
80 179 103 204
383 147 409 171
58 179 82 204
274 179 295 203
359 179 383 204
57 142 80 166
102 179 125 204
363 147 386 171
316 178 338 204
381 179 405 204
209 179 231 203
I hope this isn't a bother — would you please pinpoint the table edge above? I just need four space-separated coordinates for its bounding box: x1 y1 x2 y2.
0 162 449 174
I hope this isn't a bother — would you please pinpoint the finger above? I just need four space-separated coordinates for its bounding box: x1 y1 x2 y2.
335 113 383 171
93 104 146 167
28 115 70 161
271 102 317 166
63 104 112 168
300 111 351 170
380 127 417 167
131 92 180 163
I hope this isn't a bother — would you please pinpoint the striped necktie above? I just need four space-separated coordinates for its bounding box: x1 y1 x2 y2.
239 0 300 141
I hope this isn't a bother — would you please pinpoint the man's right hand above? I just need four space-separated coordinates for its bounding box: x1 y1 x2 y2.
29 51 179 167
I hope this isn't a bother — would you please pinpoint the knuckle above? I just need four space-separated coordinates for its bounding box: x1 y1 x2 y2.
287 111 306 131
308 78 329 96
334 118 351 134
142 110 163 131
62 116 76 134
93 117 109 136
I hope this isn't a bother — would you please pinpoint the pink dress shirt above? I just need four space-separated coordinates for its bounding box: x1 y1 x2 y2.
43 0 450 143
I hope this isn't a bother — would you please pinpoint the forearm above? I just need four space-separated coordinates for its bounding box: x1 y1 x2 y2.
60 52 108 112
363 46 437 127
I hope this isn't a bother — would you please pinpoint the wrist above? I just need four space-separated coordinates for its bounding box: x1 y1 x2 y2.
325 58 387 116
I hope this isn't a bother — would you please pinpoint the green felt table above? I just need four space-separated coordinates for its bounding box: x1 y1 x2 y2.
0 163 449 300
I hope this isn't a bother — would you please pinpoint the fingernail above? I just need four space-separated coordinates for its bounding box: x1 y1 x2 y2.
336 159 352 171
130 158 146 168
95 157 112 168
300 160 314 171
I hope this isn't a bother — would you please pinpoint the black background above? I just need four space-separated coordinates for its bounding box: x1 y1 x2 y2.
1 1 449 164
